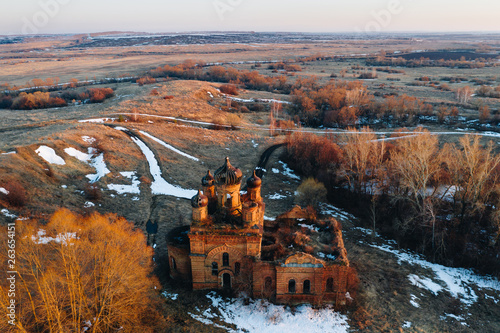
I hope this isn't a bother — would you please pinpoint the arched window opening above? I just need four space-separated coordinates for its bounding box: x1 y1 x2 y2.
234 262 241 276
288 279 296 294
171 257 176 270
264 277 273 291
223 252 229 266
326 278 334 292
303 280 311 294
212 262 218 276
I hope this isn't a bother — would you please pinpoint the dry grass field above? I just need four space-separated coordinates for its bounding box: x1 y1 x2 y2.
1 32 500 332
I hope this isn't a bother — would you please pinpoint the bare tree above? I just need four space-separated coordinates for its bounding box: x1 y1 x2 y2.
0 209 165 333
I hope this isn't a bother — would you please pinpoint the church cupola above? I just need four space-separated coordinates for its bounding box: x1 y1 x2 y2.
246 170 262 201
214 157 243 186
214 157 243 216
191 190 208 222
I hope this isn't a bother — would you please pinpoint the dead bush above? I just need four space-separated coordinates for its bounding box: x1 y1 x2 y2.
295 178 327 209
136 76 156 86
220 84 239 96
84 183 101 201
3 180 27 207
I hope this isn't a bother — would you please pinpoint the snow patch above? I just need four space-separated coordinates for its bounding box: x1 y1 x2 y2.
0 187 9 195
188 291 349 333
319 203 356 221
409 294 420 308
1 209 17 219
84 201 95 208
408 274 443 295
278 161 300 180
139 130 199 161
267 193 287 200
369 242 500 308
86 149 110 183
31 229 78 245
64 147 92 162
107 171 141 195
162 291 179 301
82 136 96 144
125 133 196 199
79 118 116 123
36 146 65 165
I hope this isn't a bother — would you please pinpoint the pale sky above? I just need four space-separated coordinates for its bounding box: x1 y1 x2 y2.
0 0 499 35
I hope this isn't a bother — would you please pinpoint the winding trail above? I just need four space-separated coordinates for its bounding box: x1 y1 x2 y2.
111 113 500 139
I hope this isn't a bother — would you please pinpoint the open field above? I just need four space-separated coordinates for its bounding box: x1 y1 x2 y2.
1 32 500 332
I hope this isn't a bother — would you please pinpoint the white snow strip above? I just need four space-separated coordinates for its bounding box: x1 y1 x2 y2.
64 147 92 162
319 203 356 221
81 136 96 144
86 148 110 183
162 291 178 301
188 291 349 333
126 134 196 199
440 313 465 321
78 118 116 123
1 151 16 155
278 161 300 180
298 223 319 232
107 171 141 195
409 294 420 308
1 209 17 219
267 193 287 200
36 146 66 165
84 201 95 208
408 274 443 295
402 321 412 328
139 130 199 161
0 187 9 195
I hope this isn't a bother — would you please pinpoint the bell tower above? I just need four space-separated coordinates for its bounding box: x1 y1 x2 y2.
213 157 243 216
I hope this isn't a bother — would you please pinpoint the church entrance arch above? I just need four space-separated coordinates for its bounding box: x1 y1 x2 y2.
223 273 231 289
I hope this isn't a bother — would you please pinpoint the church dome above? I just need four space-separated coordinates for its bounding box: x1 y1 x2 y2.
202 170 215 187
191 190 208 208
246 170 262 188
214 157 243 185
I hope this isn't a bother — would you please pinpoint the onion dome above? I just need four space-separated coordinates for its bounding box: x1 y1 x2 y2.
202 170 215 187
214 157 243 185
246 170 262 188
191 190 208 208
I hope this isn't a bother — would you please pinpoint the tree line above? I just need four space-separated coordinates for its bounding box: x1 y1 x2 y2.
284 128 500 274
0 88 114 110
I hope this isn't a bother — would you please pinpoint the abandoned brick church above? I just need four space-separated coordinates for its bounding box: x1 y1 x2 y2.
166 157 353 305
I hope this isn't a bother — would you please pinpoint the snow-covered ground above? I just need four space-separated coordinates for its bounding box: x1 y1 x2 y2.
112 127 196 199
85 150 110 183
65 142 110 183
139 130 199 161
36 146 66 165
350 224 500 323
129 136 196 198
107 171 141 195
187 291 349 333
0 187 9 195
